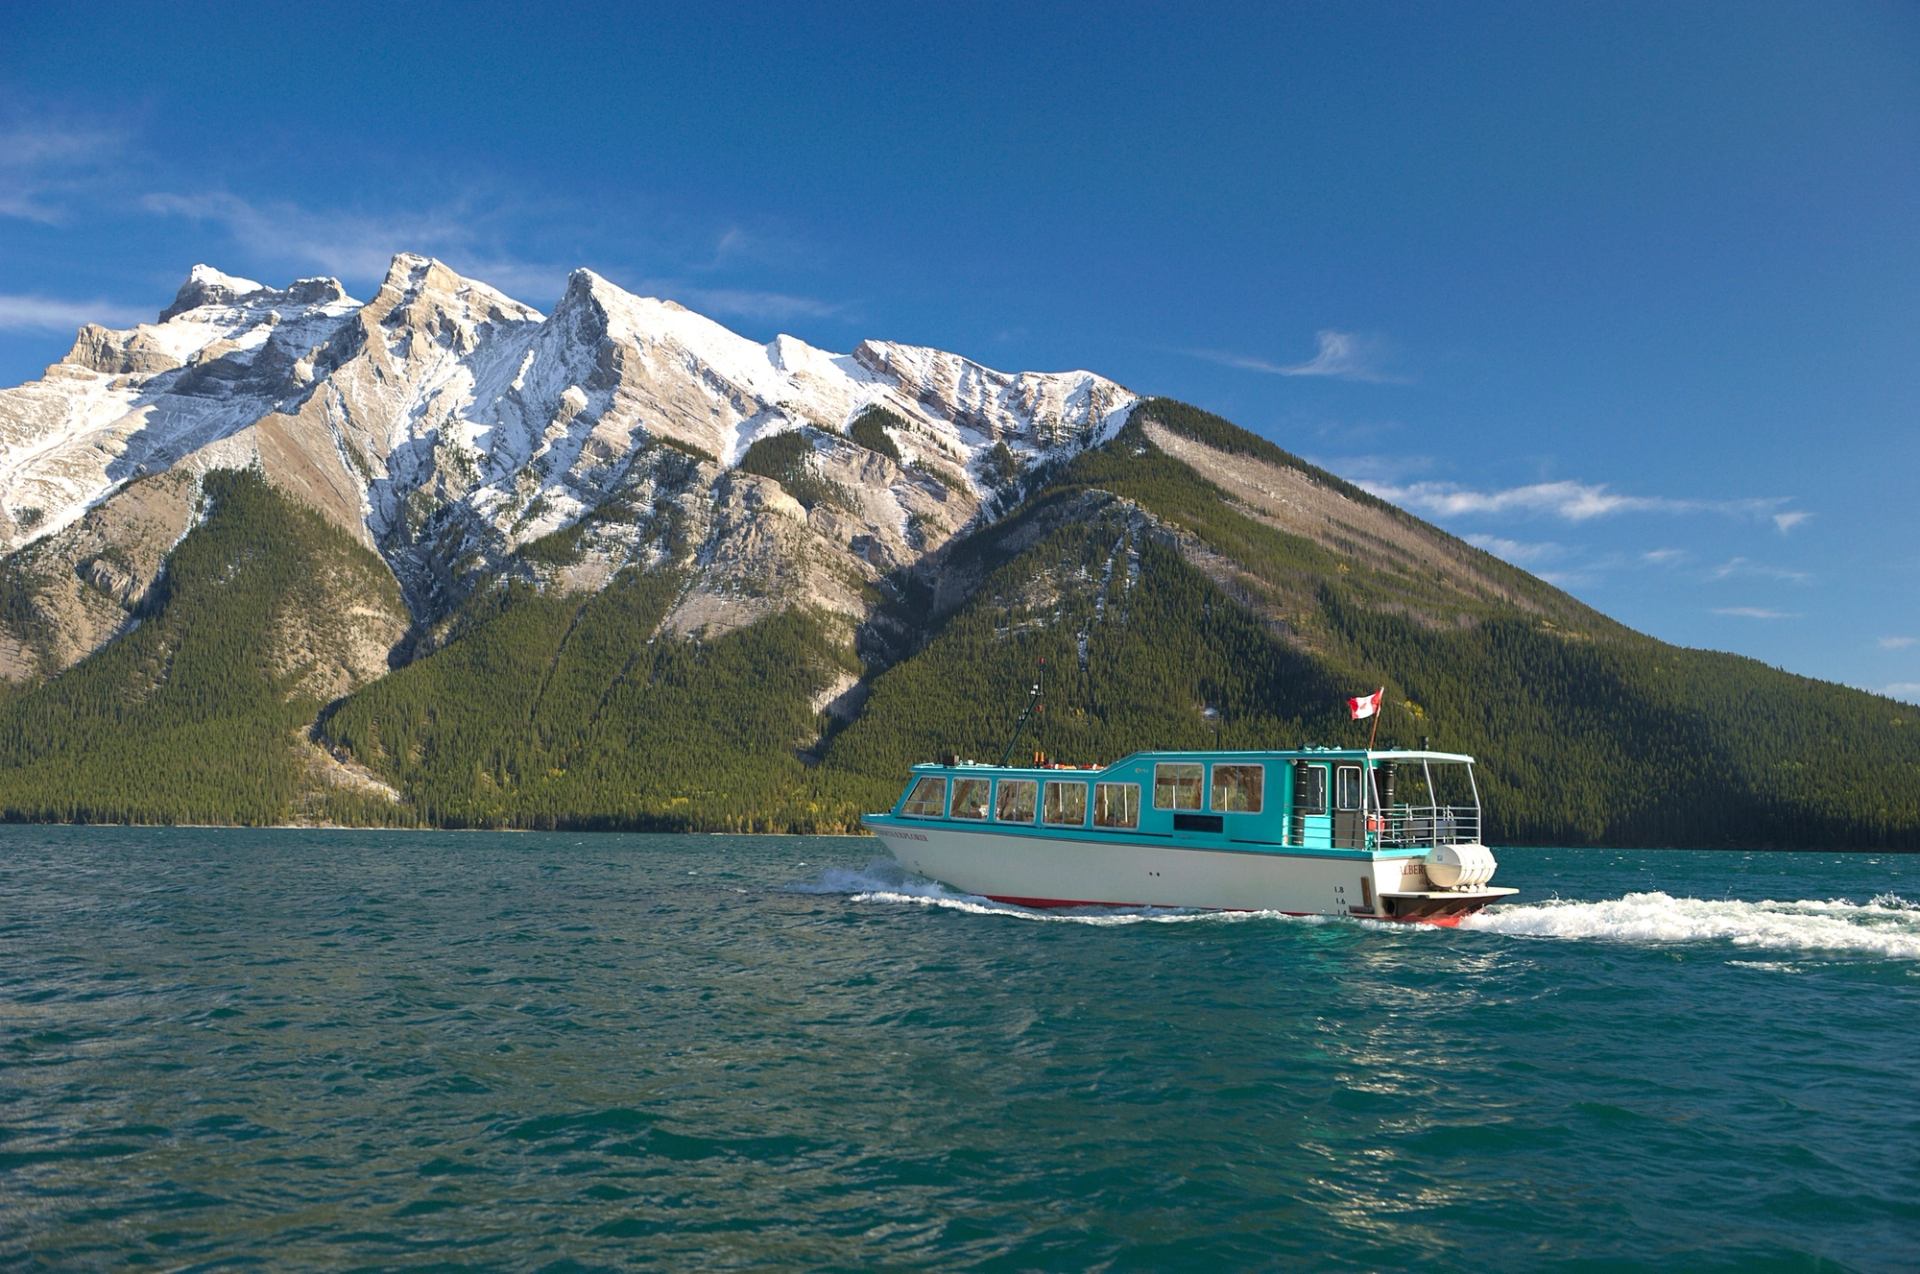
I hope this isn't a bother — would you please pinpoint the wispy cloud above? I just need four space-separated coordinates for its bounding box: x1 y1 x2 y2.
1882 682 1920 700
1880 636 1917 650
0 293 149 332
1711 556 1812 585
140 190 491 284
1186 347 1296 375
1713 607 1801 620
1188 330 1402 383
1642 547 1688 566
1773 510 1813 534
1537 570 1603 589
136 190 847 323
1316 452 1436 485
1465 534 1565 565
1312 418 1402 443
707 226 751 268
0 115 130 223
665 285 846 323
1283 331 1394 380
1361 478 1789 523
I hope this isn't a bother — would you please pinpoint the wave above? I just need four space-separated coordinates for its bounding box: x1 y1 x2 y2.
1461 891 1920 958
790 866 1920 952
782 861 1327 927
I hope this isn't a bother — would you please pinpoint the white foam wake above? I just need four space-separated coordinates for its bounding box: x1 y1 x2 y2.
782 860 1327 927
1461 891 1920 959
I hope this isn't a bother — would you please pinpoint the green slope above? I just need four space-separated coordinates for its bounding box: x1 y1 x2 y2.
816 403 1920 848
815 498 1353 813
0 470 406 825
4 403 1915 847
318 568 859 831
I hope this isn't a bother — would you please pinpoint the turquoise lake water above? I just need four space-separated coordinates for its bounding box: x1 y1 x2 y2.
2 827 1916 1270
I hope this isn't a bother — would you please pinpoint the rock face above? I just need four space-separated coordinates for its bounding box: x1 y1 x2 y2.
0 255 1136 681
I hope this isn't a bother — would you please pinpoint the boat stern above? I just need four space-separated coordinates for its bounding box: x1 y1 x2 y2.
1375 885 1518 926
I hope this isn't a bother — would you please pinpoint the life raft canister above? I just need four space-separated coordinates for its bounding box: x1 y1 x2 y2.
1422 843 1498 890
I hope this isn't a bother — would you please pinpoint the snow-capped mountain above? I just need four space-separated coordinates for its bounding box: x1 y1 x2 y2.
0 255 1134 676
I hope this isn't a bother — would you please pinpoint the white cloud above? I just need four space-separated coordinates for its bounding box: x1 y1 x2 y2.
1361 477 1788 523
1186 347 1294 374
137 191 846 322
140 190 487 284
666 285 846 323
1713 607 1801 620
1773 511 1813 534
1882 681 1920 701
1316 452 1436 485
1281 330 1392 380
1537 570 1602 589
1312 418 1402 443
1642 547 1688 565
1465 534 1565 565
709 226 750 265
0 116 129 223
0 293 149 332
1189 330 1402 383
1711 557 1812 585
1880 636 1917 650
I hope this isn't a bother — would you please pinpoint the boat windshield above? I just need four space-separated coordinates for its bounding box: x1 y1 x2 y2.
1374 758 1481 847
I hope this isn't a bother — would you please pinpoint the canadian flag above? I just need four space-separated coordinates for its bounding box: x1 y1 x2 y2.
1348 687 1384 720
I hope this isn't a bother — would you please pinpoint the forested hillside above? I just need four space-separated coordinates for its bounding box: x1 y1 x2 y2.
809 442 1920 848
318 569 856 831
0 471 407 825
2 402 1916 847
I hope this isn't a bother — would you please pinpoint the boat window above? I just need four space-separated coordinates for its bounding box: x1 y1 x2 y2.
1293 763 1327 815
995 778 1037 823
1092 782 1139 829
1153 762 1204 810
901 776 947 818
1336 766 1362 811
1211 764 1264 813
951 777 991 820
1043 780 1089 826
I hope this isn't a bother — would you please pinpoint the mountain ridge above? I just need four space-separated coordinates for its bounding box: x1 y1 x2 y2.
0 261 1914 847
0 254 1134 675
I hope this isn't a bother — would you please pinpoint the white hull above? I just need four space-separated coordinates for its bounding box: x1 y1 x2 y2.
864 820 1514 923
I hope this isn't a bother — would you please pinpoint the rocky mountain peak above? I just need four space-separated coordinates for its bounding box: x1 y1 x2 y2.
1 255 1141 658
283 276 348 308
372 253 542 327
156 264 354 326
159 264 268 319
550 268 619 339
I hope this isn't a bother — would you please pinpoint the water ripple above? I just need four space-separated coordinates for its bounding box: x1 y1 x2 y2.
0 830 1913 1270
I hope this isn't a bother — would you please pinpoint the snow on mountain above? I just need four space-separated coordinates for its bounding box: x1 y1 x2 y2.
0 271 362 548
0 254 1136 657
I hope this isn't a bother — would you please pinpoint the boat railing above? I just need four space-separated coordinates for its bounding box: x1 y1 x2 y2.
1378 805 1480 848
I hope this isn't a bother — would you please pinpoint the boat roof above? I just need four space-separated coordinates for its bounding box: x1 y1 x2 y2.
911 747 1475 774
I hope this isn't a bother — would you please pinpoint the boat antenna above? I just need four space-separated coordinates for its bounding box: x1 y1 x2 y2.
998 658 1046 768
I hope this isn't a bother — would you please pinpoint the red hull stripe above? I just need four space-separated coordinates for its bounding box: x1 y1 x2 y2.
986 894 1150 909
981 894 1470 926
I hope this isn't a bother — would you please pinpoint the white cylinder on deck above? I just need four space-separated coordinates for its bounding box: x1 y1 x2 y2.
1423 843 1498 890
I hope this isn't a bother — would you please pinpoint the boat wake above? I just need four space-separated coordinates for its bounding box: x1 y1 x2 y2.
783 861 1327 927
788 866 1920 953
1461 890 1920 959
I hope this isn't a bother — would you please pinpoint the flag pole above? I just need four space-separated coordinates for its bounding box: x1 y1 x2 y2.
1366 686 1383 752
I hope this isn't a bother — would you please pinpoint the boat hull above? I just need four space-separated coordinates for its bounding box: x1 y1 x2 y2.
863 817 1514 924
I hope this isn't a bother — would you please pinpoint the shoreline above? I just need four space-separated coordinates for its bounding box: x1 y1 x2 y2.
0 821 1911 853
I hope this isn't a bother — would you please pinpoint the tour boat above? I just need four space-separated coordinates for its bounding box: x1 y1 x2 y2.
862 747 1517 924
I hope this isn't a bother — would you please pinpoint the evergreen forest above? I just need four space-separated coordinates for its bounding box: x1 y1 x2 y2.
1 400 1915 849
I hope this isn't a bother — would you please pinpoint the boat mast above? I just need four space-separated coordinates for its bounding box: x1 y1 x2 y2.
998 659 1046 768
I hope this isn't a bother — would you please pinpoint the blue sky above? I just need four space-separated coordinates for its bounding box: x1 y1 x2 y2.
2 1 1916 700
